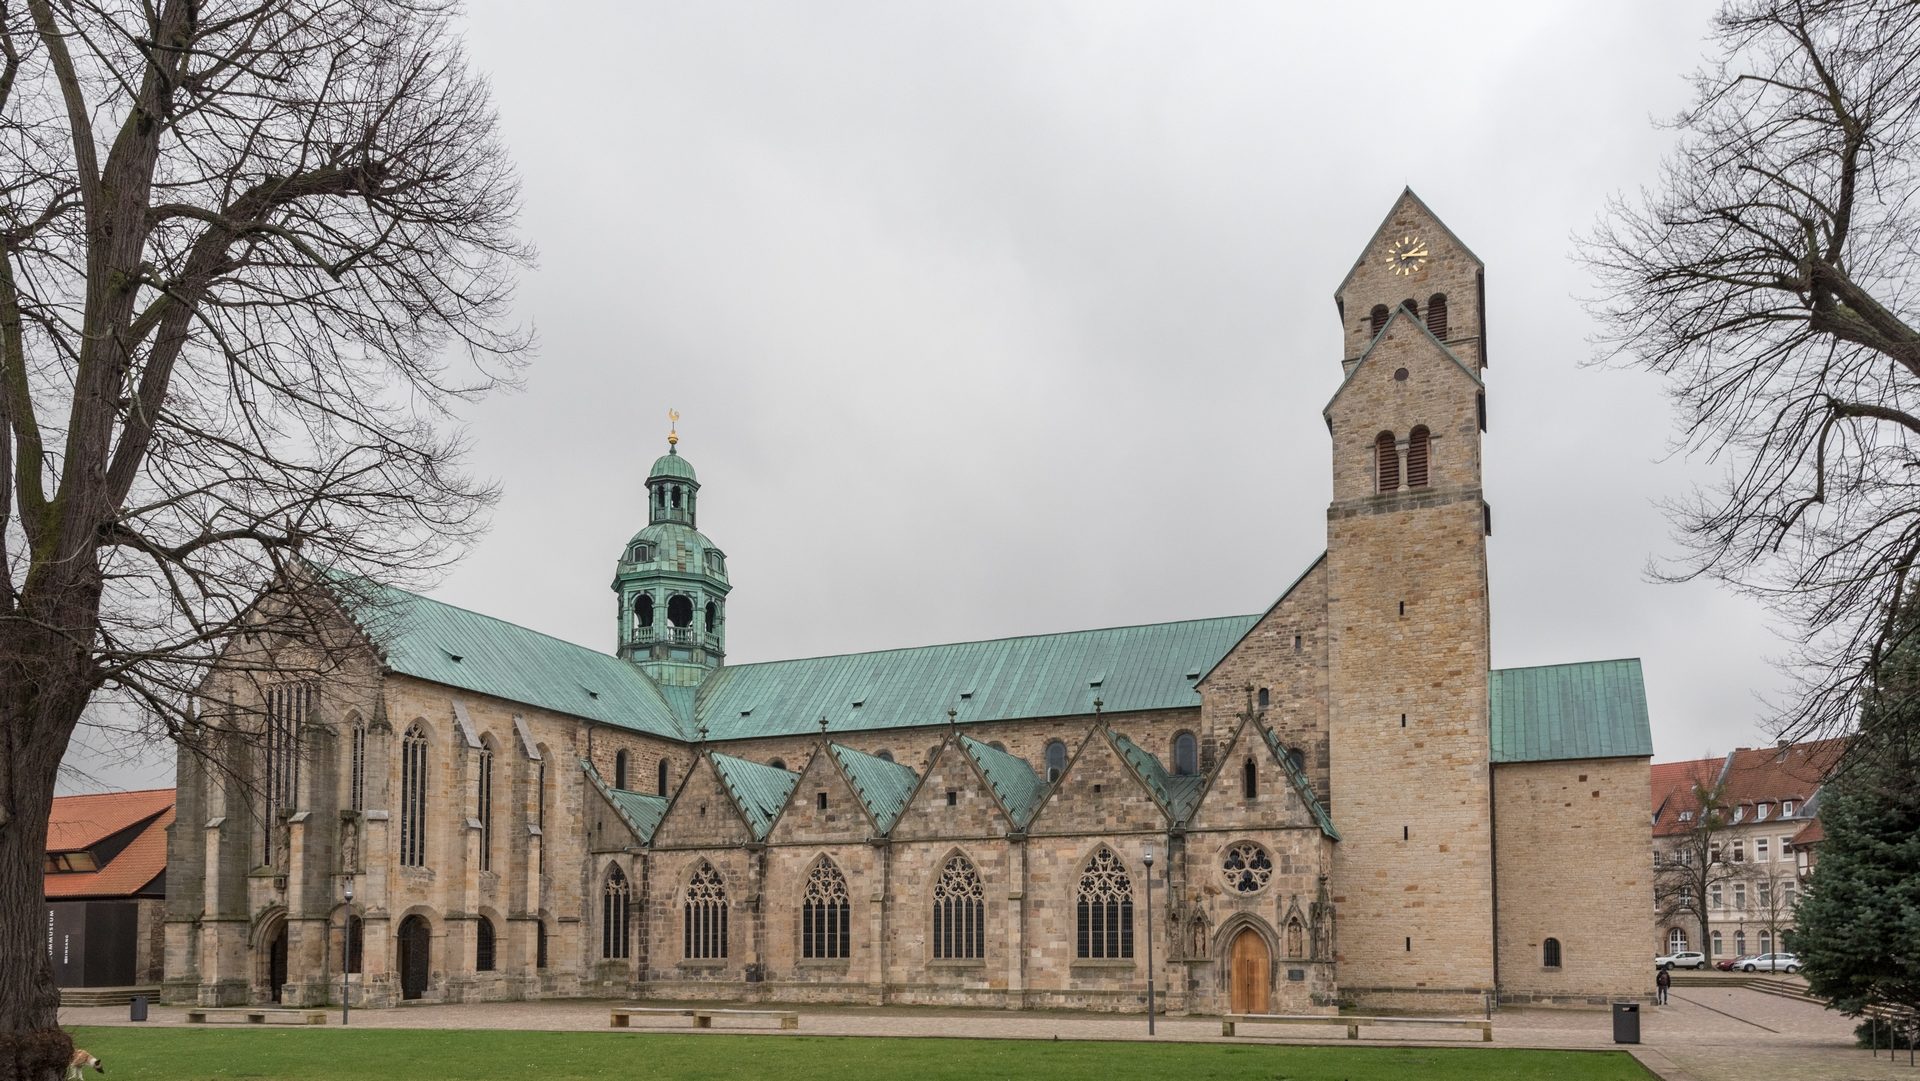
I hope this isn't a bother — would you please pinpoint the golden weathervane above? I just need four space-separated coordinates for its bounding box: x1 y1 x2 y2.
667 408 680 446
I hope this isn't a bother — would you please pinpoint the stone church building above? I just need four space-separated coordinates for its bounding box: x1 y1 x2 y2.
163 192 1656 1016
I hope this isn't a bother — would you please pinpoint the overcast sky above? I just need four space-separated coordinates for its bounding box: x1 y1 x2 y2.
64 0 1788 793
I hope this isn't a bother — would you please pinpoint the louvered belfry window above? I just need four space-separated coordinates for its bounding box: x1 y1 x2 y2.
801 859 851 959
932 854 985 960
1426 293 1449 338
1369 304 1390 337
1407 426 1431 489
684 862 729 960
1375 432 1400 493
1076 847 1135 960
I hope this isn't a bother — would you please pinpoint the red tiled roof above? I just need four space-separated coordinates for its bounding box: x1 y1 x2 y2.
1650 756 1723 837
1790 817 1826 847
45 788 175 852
45 806 172 899
1720 737 1848 810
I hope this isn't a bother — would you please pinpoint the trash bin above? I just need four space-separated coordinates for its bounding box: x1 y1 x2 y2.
1612 1001 1639 1044
129 995 148 1022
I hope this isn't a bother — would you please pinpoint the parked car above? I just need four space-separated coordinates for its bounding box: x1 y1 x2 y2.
1715 956 1747 971
1656 950 1709 970
1741 952 1800 973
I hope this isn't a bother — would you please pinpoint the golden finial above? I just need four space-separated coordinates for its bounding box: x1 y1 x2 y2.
667 408 680 447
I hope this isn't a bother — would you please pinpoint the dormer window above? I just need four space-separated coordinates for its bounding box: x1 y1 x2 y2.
1732 806 1746 823
630 543 653 563
1757 802 1771 820
1678 810 1694 822
1782 800 1795 816
707 549 725 572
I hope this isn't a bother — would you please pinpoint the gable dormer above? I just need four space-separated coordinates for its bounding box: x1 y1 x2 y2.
1335 188 1486 376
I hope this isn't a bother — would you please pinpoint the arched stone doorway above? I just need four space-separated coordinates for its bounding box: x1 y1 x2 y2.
1229 926 1270 1014
397 915 431 1001
257 913 288 1005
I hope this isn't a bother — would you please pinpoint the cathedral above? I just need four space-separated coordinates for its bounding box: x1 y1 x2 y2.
162 192 1656 1016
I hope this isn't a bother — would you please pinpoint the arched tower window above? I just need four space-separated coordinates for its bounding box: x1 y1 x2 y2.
684 862 728 960
1542 937 1562 969
1243 757 1258 799
671 485 682 509
1369 304 1389 337
614 750 629 791
1407 425 1431 489
1375 431 1399 493
667 594 694 629
1257 687 1270 709
1075 847 1134 959
705 601 717 633
801 859 851 960
635 593 654 628
477 735 495 872
400 722 428 867
657 759 670 796
1172 732 1198 776
932 854 984 960
1400 297 1418 317
602 865 631 960
476 915 497 972
1044 740 1068 783
1426 293 1449 338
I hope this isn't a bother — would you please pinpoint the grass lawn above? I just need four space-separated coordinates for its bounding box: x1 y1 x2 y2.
66 1027 1652 1081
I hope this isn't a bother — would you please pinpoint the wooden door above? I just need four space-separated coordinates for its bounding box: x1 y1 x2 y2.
266 924 288 1004
1229 928 1270 1014
398 916 430 1000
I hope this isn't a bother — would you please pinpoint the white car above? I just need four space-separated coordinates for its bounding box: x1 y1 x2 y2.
1656 950 1708 970
1741 952 1800 973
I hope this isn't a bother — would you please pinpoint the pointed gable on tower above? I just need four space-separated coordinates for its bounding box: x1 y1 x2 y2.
1334 188 1487 375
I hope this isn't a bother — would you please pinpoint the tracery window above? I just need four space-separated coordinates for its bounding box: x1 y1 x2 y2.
400 722 428 867
476 915 497 972
262 681 313 864
801 859 851 960
1075 847 1134 960
684 862 729 960
932 854 985 960
477 736 495 872
1221 842 1274 894
602 865 631 960
349 715 366 812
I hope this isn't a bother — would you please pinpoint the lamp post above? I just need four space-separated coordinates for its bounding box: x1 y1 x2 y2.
1143 845 1156 1036
341 877 354 1026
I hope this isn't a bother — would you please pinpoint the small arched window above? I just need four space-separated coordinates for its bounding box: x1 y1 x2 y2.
476 916 497 972
667 594 694 628
1667 928 1688 953
1375 431 1399 493
1044 740 1069 783
1172 732 1198 776
671 485 682 509
684 862 728 960
1369 304 1389 337
768 758 787 772
801 859 851 960
1406 425 1431 489
875 750 895 763
1287 747 1307 774
705 601 717 633
986 742 1005 753
614 750 629 791
657 759 670 796
635 594 654 627
1256 687 1270 709
602 865 631 960
1242 757 1258 799
400 722 428 867
1542 937 1562 969
1426 293 1449 338
477 736 495 872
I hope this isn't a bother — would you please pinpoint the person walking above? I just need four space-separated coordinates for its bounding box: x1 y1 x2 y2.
1655 967 1671 1005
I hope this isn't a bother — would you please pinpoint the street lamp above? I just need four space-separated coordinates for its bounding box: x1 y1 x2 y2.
341 877 354 1026
1143 845 1156 1036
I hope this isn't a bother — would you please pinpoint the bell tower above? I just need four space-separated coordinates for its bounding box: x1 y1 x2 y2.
1322 190 1495 1008
612 416 732 686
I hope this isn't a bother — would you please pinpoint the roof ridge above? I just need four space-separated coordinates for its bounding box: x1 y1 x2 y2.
1492 657 1643 674
722 613 1263 670
53 787 176 799
368 583 633 666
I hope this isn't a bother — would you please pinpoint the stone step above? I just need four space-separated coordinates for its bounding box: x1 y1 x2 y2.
58 986 161 1008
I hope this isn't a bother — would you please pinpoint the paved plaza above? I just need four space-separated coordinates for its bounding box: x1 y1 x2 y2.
61 986 1914 1081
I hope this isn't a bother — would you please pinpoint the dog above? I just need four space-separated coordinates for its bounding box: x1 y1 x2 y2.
67 1049 104 1081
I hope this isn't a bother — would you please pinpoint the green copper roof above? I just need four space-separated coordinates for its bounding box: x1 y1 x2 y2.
959 735 1049 828
649 448 698 484
341 577 687 740
1489 658 1653 764
709 752 799 840
580 758 670 843
829 743 919 833
1109 731 1206 824
696 615 1259 740
1259 727 1340 840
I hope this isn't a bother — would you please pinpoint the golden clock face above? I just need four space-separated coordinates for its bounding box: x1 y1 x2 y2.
1385 234 1429 276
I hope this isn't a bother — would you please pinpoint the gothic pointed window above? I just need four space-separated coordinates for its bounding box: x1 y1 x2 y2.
476 915 497 972
477 736 495 872
346 914 364 974
1369 304 1389 337
1172 732 1198 776
1044 740 1068 783
1075 847 1134 960
1407 425 1431 489
602 864 631 960
262 681 312 864
1375 431 1399 493
614 750 629 791
684 862 729 960
1426 293 1449 338
536 919 549 969
802 859 851 960
932 854 985 960
349 715 367 812
400 722 428 867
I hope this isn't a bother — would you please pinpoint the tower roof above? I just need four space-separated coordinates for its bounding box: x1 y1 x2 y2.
649 446 698 484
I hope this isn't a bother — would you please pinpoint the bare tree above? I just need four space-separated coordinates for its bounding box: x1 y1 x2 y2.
1585 0 1920 749
0 0 528 1064
1654 761 1744 964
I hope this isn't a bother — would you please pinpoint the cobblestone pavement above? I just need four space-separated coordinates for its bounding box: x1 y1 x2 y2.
60 989 1915 1081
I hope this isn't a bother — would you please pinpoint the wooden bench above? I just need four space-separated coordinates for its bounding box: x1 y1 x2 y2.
1222 1013 1491 1042
185 1008 326 1025
610 1007 799 1031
